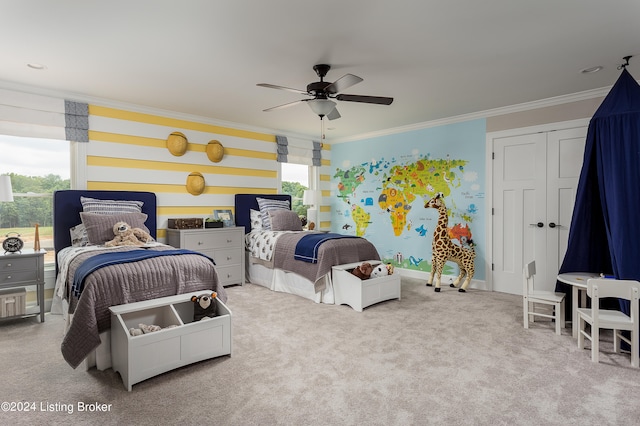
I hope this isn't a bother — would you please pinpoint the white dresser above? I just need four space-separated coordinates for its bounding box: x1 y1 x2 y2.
166 227 244 287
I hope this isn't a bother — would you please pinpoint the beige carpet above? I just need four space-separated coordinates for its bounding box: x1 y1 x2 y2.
1 277 640 425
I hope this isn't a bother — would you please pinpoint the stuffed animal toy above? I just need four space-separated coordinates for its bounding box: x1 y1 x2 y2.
191 292 218 321
371 263 389 278
370 263 394 278
351 262 373 280
105 221 153 247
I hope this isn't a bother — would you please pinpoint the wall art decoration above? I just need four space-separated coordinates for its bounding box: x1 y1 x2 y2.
206 140 224 163
186 171 205 195
167 131 188 156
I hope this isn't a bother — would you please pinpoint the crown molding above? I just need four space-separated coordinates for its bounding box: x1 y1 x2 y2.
331 86 612 144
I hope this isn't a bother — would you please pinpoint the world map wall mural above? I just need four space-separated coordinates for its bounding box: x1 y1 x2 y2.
330 119 486 280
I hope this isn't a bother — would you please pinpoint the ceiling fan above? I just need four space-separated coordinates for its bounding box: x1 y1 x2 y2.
257 64 393 120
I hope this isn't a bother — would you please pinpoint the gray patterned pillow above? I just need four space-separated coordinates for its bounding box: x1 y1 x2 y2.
81 196 144 214
256 197 290 230
268 209 303 231
80 212 150 245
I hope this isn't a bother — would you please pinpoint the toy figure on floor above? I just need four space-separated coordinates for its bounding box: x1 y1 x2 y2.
424 193 475 292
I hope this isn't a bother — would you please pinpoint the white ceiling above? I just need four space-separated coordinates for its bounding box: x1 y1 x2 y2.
1 0 639 141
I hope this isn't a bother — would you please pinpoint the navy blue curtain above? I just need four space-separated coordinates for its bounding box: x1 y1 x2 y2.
557 68 640 323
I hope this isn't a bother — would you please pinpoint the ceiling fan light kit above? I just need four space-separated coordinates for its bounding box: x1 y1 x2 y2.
258 64 393 120
307 99 336 117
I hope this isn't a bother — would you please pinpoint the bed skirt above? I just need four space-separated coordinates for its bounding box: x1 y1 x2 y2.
246 260 334 304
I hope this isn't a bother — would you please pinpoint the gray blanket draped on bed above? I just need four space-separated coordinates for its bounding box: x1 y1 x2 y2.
60 246 226 369
272 232 380 287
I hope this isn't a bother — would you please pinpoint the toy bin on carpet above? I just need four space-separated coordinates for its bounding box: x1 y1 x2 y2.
332 260 401 312
109 290 231 391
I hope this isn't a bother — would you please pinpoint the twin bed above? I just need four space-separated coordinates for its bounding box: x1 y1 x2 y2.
234 194 380 303
54 191 380 370
53 190 226 369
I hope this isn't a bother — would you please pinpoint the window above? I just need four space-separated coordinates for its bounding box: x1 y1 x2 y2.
0 135 71 265
280 163 311 217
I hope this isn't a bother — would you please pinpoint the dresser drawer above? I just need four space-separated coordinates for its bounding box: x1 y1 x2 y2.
0 270 39 285
212 248 242 267
0 257 37 272
182 231 242 251
215 265 242 285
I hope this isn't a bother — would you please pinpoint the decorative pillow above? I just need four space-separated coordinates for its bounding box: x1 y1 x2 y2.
268 209 303 232
256 197 290 230
70 223 90 247
81 196 144 214
250 209 263 231
80 212 149 245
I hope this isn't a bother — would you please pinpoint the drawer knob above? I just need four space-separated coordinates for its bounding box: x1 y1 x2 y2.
6 263 11 267
227 239 232 243
227 256 232 260
198 241 203 245
227 273 232 278
6 275 11 279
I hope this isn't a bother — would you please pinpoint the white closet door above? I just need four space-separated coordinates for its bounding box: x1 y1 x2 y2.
491 126 586 294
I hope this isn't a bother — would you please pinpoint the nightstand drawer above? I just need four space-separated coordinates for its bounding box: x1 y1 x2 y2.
1 270 38 285
0 257 37 272
182 231 242 250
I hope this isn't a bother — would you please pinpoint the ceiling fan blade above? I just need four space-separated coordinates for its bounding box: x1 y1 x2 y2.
336 94 394 105
263 100 305 112
324 74 363 94
257 83 308 95
327 108 341 120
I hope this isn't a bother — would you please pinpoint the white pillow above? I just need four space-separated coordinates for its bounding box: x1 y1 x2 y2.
70 223 90 247
250 209 263 231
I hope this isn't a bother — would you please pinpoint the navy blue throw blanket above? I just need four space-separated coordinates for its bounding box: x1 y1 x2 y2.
72 249 214 298
294 233 359 263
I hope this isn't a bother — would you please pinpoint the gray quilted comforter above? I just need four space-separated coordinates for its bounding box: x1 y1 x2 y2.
271 233 380 291
60 245 226 368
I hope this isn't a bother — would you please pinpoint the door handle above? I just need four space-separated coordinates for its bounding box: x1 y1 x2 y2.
548 222 562 228
529 222 544 228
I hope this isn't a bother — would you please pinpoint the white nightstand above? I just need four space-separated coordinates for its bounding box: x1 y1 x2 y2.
0 249 46 322
166 227 244 287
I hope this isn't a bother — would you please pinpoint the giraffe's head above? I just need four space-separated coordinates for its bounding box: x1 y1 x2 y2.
424 192 446 210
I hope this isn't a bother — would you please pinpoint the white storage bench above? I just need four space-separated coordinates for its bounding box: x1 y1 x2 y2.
332 261 401 312
109 290 232 391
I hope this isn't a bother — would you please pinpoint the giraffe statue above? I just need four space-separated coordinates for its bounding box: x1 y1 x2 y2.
424 193 476 292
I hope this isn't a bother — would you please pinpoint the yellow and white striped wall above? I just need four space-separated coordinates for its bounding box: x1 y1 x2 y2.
83 105 332 240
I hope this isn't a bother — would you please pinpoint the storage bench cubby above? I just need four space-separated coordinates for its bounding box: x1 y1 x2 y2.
110 291 232 391
332 261 401 312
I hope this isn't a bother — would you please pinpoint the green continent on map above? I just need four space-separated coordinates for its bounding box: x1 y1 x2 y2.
334 166 366 199
350 205 370 236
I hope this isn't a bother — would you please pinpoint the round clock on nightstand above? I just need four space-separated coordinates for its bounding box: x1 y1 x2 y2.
3 232 24 253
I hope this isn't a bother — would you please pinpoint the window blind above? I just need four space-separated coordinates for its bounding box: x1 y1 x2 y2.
0 88 88 142
275 135 321 166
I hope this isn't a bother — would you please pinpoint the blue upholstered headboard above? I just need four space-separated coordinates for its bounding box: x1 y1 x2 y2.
53 190 157 253
234 193 292 234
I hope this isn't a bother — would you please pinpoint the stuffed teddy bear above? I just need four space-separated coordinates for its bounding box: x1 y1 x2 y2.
191 292 218 321
105 221 153 247
351 262 373 280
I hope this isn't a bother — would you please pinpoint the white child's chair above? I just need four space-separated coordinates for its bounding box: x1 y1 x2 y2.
577 278 639 368
523 260 566 335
